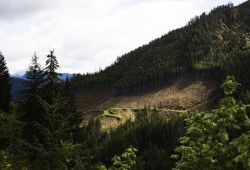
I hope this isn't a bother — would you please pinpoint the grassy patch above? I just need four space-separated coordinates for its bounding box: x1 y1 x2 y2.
85 107 188 120
101 109 124 120
159 109 188 114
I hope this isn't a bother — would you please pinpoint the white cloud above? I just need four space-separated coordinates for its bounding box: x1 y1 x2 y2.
0 0 247 74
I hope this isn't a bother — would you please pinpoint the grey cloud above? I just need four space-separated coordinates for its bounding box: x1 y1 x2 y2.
0 0 59 20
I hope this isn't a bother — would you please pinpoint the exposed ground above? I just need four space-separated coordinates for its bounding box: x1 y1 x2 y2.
98 79 216 110
76 74 218 111
76 74 219 131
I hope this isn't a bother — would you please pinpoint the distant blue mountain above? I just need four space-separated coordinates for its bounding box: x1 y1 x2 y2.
11 70 26 79
10 77 24 101
59 73 73 80
11 72 73 80
10 73 74 101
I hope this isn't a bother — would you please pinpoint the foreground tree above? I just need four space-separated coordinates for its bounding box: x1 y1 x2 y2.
19 53 45 142
26 51 80 169
0 108 28 169
32 91 79 169
172 76 250 169
93 146 137 170
0 52 11 112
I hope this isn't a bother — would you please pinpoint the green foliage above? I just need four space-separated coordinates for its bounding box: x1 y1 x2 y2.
101 109 124 119
230 132 250 166
61 141 86 170
43 50 62 104
73 108 185 170
0 109 23 149
94 146 137 170
110 146 137 170
220 76 239 95
172 76 250 169
31 89 79 169
45 50 59 76
18 53 45 142
15 51 80 169
97 112 185 170
0 150 14 170
0 108 29 169
73 118 104 169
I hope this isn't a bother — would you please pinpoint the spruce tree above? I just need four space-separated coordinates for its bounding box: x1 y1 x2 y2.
24 53 44 93
43 50 61 104
19 53 45 142
44 50 60 84
33 77 80 170
0 52 11 113
27 51 81 169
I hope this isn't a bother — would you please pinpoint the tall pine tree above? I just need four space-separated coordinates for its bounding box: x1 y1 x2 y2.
30 51 80 169
0 52 11 113
43 50 61 104
19 53 45 142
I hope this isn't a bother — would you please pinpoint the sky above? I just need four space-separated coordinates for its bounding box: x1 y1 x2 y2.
0 0 247 75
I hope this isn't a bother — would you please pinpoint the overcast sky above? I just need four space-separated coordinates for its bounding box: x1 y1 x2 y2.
0 0 246 74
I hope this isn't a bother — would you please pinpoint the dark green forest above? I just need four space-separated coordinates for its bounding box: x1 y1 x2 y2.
1 1 250 170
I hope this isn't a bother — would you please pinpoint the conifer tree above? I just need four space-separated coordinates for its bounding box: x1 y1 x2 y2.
24 53 44 93
0 109 28 169
19 53 45 142
33 79 80 170
42 50 77 126
25 52 81 169
44 50 60 85
0 52 11 113
43 50 61 104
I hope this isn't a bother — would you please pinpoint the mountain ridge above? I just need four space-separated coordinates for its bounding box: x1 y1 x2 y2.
71 1 250 131
11 72 73 80
71 1 250 98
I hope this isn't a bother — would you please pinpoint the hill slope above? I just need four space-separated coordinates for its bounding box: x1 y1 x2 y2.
72 1 250 123
10 77 24 101
76 74 218 110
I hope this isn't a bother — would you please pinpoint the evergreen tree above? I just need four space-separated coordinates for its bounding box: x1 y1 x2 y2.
24 53 44 94
19 53 45 142
43 50 61 104
110 146 137 170
25 53 81 169
33 81 80 170
94 146 137 170
42 50 77 131
0 107 29 169
44 50 60 85
0 52 11 113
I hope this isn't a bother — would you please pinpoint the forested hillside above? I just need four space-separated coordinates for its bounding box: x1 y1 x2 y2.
10 77 24 101
71 1 250 95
